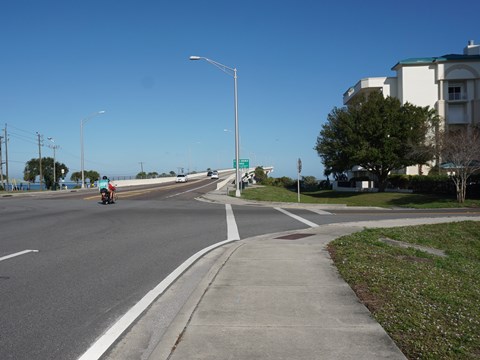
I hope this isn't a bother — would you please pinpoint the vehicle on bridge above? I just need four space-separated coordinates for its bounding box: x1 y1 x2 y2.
175 174 188 183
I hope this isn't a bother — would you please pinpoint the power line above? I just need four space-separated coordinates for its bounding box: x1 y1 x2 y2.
7 123 37 136
8 132 38 146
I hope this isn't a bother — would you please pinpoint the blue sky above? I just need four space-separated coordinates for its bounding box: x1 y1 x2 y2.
1 0 479 181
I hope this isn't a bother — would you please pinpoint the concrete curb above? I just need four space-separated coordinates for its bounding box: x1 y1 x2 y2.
147 241 244 360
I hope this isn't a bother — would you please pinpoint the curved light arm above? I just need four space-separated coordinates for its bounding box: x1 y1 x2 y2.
189 56 236 77
82 110 106 126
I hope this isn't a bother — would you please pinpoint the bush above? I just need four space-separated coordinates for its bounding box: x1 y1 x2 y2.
319 180 332 190
409 175 454 194
387 174 410 189
259 177 274 186
301 176 318 191
260 176 294 188
275 176 295 188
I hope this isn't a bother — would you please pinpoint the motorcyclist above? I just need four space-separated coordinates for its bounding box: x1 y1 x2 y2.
98 176 116 203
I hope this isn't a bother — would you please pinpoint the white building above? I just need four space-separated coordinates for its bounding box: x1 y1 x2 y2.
343 40 480 175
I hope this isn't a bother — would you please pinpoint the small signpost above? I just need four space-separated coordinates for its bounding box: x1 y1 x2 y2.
297 158 302 203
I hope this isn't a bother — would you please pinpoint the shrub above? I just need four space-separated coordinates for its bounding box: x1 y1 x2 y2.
319 179 332 190
409 175 454 194
301 176 318 191
387 174 410 189
274 176 295 188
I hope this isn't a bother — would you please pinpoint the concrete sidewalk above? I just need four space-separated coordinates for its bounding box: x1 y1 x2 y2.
143 189 480 359
149 225 408 359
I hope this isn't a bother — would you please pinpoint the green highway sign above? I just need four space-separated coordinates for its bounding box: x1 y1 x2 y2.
233 159 250 168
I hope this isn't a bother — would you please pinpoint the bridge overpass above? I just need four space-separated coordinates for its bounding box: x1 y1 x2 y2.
112 166 273 188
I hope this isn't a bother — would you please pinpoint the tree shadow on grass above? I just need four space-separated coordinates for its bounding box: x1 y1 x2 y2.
387 193 457 207
302 190 478 208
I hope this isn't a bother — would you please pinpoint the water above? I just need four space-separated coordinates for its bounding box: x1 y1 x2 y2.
2 181 81 191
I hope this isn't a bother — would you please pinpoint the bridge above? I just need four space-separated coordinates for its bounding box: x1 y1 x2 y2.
112 166 274 188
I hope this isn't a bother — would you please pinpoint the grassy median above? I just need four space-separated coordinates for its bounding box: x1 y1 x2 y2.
328 221 480 360
239 186 480 208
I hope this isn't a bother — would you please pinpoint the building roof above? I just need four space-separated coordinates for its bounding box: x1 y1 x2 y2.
392 53 480 70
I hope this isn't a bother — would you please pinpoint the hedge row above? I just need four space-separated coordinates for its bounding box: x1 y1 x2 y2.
388 174 480 197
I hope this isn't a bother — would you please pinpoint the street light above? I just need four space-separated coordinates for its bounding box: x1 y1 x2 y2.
47 137 59 190
190 56 241 197
80 110 105 188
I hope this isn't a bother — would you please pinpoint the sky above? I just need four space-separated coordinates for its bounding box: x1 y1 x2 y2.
1 0 479 181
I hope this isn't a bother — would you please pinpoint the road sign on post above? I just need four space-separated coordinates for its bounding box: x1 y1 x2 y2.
297 158 302 203
233 159 250 169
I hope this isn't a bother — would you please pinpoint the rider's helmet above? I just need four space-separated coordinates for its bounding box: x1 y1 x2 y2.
102 176 108 180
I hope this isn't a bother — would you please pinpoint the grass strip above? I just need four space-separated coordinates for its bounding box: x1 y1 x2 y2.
328 221 480 359
240 186 480 208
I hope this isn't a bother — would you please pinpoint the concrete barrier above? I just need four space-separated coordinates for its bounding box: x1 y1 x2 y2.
112 167 272 189
113 173 206 188
113 170 230 188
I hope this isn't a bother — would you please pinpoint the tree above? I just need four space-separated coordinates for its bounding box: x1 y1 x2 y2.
70 170 99 187
254 166 267 183
85 170 100 185
70 172 82 185
23 157 69 190
441 127 480 203
147 171 159 178
136 171 147 179
315 91 435 191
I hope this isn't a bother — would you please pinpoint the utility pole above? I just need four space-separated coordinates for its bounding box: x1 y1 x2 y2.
297 158 302 203
4 125 9 191
0 133 4 188
37 132 43 191
48 137 59 190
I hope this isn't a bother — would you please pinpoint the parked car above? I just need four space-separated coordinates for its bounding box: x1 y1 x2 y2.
175 174 188 183
211 171 219 179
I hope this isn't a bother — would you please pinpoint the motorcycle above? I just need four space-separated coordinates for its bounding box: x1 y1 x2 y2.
100 188 114 205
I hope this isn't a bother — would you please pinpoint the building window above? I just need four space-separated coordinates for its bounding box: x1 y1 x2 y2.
448 86 461 100
448 84 465 101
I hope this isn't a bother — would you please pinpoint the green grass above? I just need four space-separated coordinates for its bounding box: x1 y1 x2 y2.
328 221 480 360
239 186 480 208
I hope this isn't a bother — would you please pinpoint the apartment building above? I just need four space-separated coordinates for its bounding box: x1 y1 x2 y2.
343 40 480 175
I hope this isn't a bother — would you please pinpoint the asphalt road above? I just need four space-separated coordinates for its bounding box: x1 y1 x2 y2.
1 178 479 360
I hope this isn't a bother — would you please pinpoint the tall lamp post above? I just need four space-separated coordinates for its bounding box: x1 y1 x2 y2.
47 137 59 190
189 56 241 197
80 110 105 188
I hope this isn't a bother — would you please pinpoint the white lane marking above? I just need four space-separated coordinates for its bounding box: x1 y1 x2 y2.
226 204 240 240
165 182 216 199
309 209 333 215
274 207 319 228
78 204 240 360
0 249 39 262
